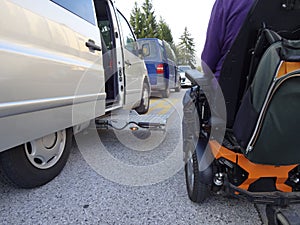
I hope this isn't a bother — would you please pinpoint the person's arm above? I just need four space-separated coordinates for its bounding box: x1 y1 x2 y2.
201 0 226 76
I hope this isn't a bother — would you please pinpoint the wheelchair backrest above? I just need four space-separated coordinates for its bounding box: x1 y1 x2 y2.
219 0 300 128
222 0 300 165
233 31 300 165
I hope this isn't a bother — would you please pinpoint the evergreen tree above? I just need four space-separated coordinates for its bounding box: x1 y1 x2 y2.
130 2 143 38
177 27 196 68
129 0 176 52
157 17 173 44
141 0 158 38
130 0 158 38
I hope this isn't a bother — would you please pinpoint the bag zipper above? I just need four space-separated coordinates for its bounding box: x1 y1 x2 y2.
246 69 300 154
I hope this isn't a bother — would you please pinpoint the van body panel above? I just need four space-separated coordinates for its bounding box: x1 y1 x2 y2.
137 38 179 94
0 0 148 152
0 0 106 152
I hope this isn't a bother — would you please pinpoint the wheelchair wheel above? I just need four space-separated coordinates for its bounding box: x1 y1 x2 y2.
185 149 210 203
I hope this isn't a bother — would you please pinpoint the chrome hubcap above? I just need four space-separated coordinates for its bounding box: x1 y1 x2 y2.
25 130 66 169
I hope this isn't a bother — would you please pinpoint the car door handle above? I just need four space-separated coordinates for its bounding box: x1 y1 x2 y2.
86 39 101 51
125 60 132 66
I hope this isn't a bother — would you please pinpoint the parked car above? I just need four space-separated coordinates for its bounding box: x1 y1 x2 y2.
178 65 192 87
0 0 150 188
137 38 181 98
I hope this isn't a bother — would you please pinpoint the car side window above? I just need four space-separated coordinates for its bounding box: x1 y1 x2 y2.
116 10 137 54
51 0 95 25
159 44 166 60
163 41 176 62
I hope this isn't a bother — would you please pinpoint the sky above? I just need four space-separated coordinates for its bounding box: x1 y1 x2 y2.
114 0 215 66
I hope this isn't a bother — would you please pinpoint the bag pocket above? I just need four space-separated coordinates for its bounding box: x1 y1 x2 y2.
233 88 259 151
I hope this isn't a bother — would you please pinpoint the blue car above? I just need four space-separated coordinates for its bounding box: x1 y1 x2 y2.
137 38 181 98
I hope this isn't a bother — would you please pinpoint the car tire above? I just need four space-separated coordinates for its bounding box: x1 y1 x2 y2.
175 77 181 92
0 128 72 188
135 81 150 114
162 82 170 98
185 149 210 203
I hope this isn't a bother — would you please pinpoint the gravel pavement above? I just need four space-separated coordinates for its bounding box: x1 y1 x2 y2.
0 147 262 225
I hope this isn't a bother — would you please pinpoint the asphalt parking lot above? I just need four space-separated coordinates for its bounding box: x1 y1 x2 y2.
0 90 263 225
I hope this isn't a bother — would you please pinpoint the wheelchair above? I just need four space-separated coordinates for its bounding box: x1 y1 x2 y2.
183 0 300 223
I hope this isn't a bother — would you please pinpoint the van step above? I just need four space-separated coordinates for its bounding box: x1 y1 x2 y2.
95 110 167 131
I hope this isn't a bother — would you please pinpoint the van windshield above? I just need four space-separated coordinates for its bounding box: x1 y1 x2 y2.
138 39 162 61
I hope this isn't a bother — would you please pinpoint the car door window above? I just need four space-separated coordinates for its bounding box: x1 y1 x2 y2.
116 10 137 54
51 0 95 25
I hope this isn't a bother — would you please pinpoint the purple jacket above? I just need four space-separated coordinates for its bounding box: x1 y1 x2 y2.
201 0 254 79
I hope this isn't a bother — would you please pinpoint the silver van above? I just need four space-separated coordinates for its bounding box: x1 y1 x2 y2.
0 0 150 188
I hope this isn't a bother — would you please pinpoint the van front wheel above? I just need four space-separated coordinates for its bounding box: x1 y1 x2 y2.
0 128 72 188
135 81 150 114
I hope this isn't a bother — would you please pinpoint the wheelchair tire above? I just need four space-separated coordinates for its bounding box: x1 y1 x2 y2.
185 149 210 203
266 205 295 225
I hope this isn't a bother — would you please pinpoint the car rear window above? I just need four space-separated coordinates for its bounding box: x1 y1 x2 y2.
138 40 162 61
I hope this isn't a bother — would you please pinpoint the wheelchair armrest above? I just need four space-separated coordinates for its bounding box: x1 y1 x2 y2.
185 69 212 87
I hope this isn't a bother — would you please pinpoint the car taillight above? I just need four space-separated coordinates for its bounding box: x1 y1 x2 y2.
156 64 164 74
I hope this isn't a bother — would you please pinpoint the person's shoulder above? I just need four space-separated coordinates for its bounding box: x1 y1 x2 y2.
220 0 254 10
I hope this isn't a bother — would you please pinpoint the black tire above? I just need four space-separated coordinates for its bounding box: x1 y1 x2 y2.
162 82 170 98
276 213 290 225
0 128 72 188
135 81 150 114
175 77 181 92
185 149 210 203
266 205 292 225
